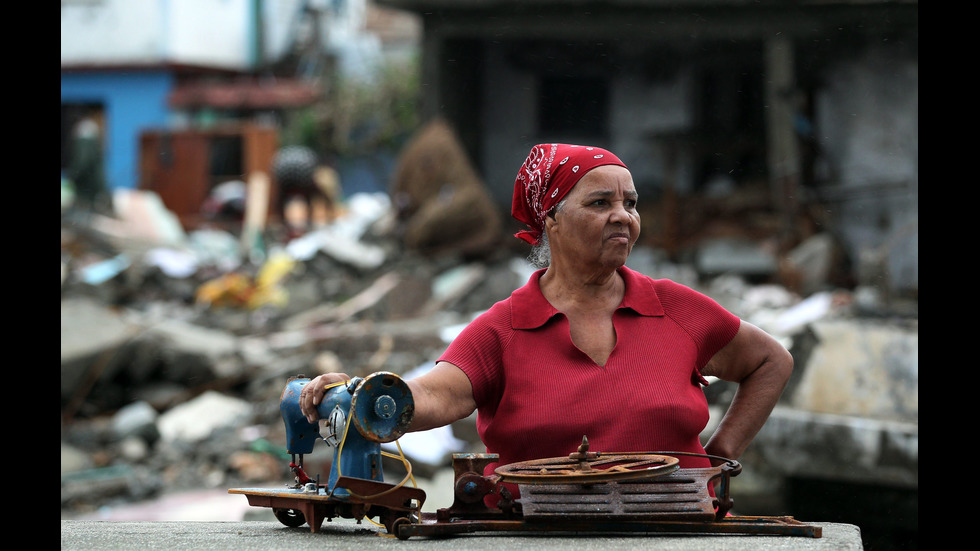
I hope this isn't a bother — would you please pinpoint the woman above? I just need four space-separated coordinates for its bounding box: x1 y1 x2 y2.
300 143 792 501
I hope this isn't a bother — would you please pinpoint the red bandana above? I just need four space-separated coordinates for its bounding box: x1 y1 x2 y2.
511 143 628 245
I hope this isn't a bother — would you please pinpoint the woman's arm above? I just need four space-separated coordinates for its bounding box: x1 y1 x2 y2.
700 320 793 460
299 361 476 431
405 361 477 431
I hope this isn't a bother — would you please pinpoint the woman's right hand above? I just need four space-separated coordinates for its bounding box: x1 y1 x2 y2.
299 373 352 424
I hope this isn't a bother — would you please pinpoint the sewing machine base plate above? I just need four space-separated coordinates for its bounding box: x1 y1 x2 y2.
229 477 424 534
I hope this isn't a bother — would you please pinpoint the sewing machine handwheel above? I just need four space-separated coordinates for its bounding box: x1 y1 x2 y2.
350 371 415 443
273 507 306 527
495 452 680 484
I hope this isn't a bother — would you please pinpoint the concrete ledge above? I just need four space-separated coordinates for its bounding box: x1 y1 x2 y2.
61 520 865 550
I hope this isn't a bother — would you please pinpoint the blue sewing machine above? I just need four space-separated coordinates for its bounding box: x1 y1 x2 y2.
229 371 425 533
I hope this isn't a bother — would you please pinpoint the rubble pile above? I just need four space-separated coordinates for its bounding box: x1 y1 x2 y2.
387 118 503 259
61 185 916 520
60 190 525 513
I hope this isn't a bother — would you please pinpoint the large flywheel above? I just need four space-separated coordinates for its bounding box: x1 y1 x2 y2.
493 436 680 485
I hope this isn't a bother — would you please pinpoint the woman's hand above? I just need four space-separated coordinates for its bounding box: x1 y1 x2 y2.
299 373 351 424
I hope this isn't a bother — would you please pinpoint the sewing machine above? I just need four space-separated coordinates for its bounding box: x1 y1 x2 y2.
229 372 425 533
230 372 821 540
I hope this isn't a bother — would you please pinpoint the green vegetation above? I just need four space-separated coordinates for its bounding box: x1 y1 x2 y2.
282 54 421 158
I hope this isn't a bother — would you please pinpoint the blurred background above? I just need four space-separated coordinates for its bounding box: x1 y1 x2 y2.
61 1 917 549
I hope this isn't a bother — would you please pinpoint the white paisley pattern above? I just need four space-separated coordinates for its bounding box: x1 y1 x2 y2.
517 144 552 226
513 144 623 245
519 144 601 226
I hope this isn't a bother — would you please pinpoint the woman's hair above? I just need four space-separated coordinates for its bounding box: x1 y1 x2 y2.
528 234 550 268
527 199 566 268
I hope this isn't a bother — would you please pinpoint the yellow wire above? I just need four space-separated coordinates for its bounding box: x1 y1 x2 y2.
332 407 418 502
365 517 385 529
393 439 419 488
325 400 356 500
322 383 420 530
360 441 421 533
344 434 417 500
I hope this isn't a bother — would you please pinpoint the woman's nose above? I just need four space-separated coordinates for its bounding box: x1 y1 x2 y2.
609 201 632 223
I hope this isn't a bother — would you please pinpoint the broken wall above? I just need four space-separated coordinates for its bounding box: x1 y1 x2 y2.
814 42 918 296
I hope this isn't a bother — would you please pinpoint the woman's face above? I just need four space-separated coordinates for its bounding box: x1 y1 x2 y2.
547 165 641 271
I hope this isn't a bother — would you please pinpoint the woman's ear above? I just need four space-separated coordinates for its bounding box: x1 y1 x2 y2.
544 211 558 233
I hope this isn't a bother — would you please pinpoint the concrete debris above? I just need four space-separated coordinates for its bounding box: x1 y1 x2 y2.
227 449 283 482
286 225 387 268
61 463 163 510
92 189 188 253
78 253 131 285
695 237 779 278
782 233 843 296
144 247 200 279
753 406 918 488
186 228 243 272
156 391 253 443
61 184 916 520
109 400 159 442
62 442 95 474
61 297 139 404
751 290 843 337
789 319 917 423
140 317 244 379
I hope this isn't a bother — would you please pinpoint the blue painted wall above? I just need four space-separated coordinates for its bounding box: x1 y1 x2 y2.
61 70 174 190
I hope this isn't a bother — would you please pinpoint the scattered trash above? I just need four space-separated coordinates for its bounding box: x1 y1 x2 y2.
79 254 130 285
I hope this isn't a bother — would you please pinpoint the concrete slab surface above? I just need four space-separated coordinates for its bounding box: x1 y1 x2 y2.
61 520 863 550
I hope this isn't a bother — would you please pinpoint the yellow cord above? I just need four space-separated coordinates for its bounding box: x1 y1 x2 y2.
319 381 419 535
321 381 346 392
325 399 356 500
329 400 417 501
343 432 418 500
392 439 419 488
361 442 420 533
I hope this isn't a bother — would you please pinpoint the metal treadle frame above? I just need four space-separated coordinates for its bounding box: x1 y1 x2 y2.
391 450 823 540
397 513 823 539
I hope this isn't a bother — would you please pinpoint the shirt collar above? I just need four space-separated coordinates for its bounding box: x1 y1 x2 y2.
511 265 665 329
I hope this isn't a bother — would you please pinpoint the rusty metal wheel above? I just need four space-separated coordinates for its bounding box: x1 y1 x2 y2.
391 516 414 540
273 507 306 527
494 436 680 484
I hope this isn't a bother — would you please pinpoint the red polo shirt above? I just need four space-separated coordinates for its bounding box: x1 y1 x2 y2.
439 265 740 491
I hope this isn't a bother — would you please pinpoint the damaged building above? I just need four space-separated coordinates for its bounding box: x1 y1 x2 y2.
379 0 917 300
